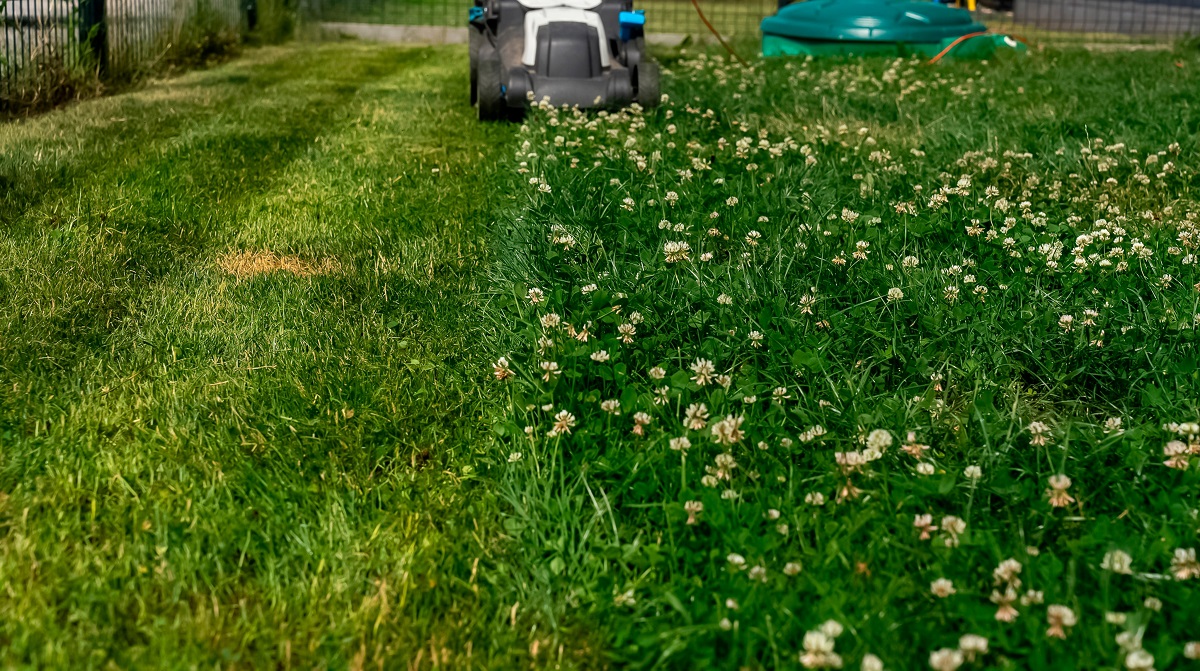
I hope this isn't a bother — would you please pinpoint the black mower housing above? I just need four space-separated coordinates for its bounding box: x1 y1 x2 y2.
470 0 660 120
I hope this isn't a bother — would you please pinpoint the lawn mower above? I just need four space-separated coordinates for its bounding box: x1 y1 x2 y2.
469 0 660 121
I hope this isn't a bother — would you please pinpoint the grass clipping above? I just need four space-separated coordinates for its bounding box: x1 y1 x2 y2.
218 250 341 279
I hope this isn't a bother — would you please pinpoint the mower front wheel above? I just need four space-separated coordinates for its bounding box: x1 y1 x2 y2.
505 68 531 122
635 60 660 108
477 51 506 121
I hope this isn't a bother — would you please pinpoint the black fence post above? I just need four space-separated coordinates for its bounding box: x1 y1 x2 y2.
245 0 259 33
79 0 108 75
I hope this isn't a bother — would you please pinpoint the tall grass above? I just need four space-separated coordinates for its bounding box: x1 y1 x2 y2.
485 47 1200 669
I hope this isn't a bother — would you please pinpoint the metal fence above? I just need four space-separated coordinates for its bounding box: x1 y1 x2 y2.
2 0 246 109
308 0 1200 41
1011 0 1200 37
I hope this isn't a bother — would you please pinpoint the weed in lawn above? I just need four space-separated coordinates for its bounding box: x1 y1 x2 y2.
488 48 1200 669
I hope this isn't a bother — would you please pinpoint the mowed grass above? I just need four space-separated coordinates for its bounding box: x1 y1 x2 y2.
0 43 521 668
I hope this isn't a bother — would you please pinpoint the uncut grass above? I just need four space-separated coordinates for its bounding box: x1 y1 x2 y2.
0 43 524 668
489 48 1200 669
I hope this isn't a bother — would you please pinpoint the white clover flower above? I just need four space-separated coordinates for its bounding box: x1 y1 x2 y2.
800 631 839 669
492 357 514 381
690 359 717 386
928 648 963 671
964 465 983 480
1184 641 1200 659
711 415 746 445
1125 649 1154 671
1171 547 1200 580
550 410 576 435
667 435 691 451
1046 604 1077 638
959 635 988 661
820 620 844 638
664 240 692 263
887 287 904 302
1101 550 1133 574
684 403 709 431
866 429 893 452
1028 421 1052 446
931 578 956 598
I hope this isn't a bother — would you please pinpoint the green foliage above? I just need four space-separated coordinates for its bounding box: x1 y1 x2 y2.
162 0 244 68
250 0 302 44
488 48 1200 669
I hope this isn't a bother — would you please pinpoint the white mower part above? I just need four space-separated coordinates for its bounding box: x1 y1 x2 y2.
515 0 602 9
522 8 612 69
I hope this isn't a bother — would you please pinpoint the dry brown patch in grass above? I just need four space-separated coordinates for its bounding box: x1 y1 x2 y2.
217 250 341 279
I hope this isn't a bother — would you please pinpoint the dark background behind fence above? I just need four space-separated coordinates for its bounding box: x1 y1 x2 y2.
5 0 1200 111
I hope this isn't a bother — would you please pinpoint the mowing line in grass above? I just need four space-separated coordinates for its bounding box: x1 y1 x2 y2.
0 42 529 668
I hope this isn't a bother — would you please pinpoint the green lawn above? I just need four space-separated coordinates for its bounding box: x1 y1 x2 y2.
3 39 1200 671
0 43 520 668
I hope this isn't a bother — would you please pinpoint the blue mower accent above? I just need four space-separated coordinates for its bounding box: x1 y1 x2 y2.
470 0 660 121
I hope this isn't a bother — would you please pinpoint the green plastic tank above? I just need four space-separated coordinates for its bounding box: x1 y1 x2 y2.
761 0 1022 58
